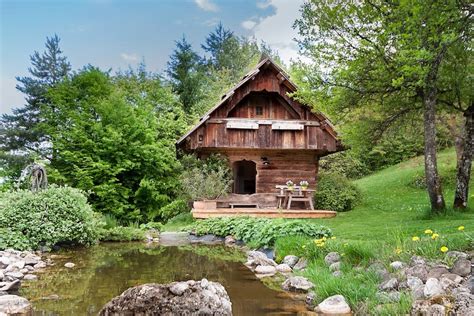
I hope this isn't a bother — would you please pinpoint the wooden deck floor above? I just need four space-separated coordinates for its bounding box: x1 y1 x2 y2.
192 208 337 219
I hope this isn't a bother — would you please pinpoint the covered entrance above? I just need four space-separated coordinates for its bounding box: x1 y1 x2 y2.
233 160 257 194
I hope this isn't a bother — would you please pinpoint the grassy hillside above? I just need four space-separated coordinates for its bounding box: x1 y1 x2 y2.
316 149 473 241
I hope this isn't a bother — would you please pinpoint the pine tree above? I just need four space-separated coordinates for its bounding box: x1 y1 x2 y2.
0 35 71 182
166 36 203 113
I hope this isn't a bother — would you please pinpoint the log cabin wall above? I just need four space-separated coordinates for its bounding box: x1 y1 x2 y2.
199 149 319 194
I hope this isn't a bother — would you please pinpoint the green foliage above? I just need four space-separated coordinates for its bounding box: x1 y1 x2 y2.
192 217 331 248
0 186 99 250
98 226 145 242
409 166 459 190
153 199 190 222
314 172 361 212
319 151 369 179
179 154 233 200
44 67 184 222
162 213 195 232
139 222 163 231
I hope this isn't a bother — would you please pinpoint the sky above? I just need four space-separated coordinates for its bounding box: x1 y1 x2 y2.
0 0 304 114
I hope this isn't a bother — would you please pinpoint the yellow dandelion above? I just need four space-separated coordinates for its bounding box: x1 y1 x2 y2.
440 246 449 253
317 243 325 247
458 226 465 231
424 229 433 234
331 236 337 240
395 247 402 255
412 236 420 241
431 233 439 240
322 237 327 241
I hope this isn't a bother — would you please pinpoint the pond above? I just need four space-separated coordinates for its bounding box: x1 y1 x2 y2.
20 242 307 315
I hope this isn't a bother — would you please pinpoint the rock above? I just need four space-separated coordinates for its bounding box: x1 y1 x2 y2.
4 271 23 281
466 276 474 294
33 261 46 269
306 292 316 308
376 291 401 303
246 251 276 268
0 280 21 292
407 276 423 290
427 304 446 316
390 261 405 271
282 255 299 268
161 232 192 246
316 295 351 314
276 264 292 273
201 278 209 288
424 278 444 298
224 235 235 246
257 248 275 260
0 270 3 281
324 252 341 266
0 295 32 315
281 276 315 292
410 255 426 266
406 264 428 282
99 279 232 316
23 255 39 266
329 262 341 272
12 261 25 270
411 285 425 300
23 274 37 281
332 271 343 277
453 290 474 315
64 262 75 269
427 267 450 279
293 258 308 271
255 265 277 276
379 278 398 291
0 258 10 269
369 262 390 280
169 282 189 296
441 273 463 284
451 258 471 277
446 251 469 260
439 277 456 291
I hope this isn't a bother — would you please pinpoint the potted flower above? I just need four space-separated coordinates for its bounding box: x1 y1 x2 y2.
286 180 294 191
300 180 309 190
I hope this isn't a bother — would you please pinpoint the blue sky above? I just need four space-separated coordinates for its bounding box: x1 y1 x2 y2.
0 0 303 114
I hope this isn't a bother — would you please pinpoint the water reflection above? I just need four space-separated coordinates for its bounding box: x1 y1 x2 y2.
21 243 307 315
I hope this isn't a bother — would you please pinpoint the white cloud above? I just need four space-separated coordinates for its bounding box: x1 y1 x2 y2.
241 20 257 30
120 53 139 62
256 0 272 9
245 0 308 65
194 0 218 12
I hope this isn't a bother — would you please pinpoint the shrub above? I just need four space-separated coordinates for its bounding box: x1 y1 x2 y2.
139 222 163 231
0 186 99 250
314 172 361 212
319 151 369 179
179 154 233 200
98 226 145 242
192 217 331 248
155 199 190 222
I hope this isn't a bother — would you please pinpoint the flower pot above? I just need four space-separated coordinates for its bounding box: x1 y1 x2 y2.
193 200 217 210
301 186 308 190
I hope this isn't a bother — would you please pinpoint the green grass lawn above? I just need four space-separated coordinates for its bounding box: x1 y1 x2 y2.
315 149 473 241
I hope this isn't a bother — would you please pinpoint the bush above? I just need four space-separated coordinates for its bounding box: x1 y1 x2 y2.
179 154 233 200
319 151 369 179
0 186 99 250
139 222 163 231
98 226 145 242
192 217 331 248
314 172 361 212
155 199 190 222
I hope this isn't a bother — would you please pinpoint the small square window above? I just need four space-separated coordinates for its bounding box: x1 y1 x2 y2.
198 134 203 142
255 106 263 116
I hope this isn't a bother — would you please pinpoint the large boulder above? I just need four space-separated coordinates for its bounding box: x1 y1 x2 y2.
245 251 276 269
406 264 429 282
316 295 351 314
424 278 444 298
451 258 471 277
281 276 314 292
324 252 341 266
99 279 232 316
293 258 308 271
0 295 32 315
282 255 299 268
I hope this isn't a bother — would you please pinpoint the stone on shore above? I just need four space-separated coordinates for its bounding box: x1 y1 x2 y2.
282 255 299 268
0 295 32 315
281 276 314 292
276 264 292 273
64 262 75 269
315 295 351 314
99 279 232 315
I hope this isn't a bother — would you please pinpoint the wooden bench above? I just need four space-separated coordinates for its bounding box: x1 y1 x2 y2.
229 203 259 209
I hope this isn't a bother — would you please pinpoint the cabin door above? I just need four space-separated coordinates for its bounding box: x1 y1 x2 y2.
233 160 257 194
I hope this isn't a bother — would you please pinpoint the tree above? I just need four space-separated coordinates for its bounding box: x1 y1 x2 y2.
0 35 71 184
166 36 203 113
295 0 472 212
44 67 185 221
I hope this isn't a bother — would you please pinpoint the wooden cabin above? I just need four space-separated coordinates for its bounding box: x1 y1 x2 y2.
177 57 342 218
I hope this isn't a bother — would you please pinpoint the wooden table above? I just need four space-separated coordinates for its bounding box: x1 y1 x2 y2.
275 186 315 210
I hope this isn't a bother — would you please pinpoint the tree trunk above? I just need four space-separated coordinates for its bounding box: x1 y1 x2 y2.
423 88 446 212
453 105 474 209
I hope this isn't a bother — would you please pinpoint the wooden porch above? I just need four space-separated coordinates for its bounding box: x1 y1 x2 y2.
192 207 337 219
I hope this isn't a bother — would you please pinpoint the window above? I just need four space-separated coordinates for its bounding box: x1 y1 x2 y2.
255 106 263 116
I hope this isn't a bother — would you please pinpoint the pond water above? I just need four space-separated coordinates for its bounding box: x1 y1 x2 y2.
20 242 307 315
